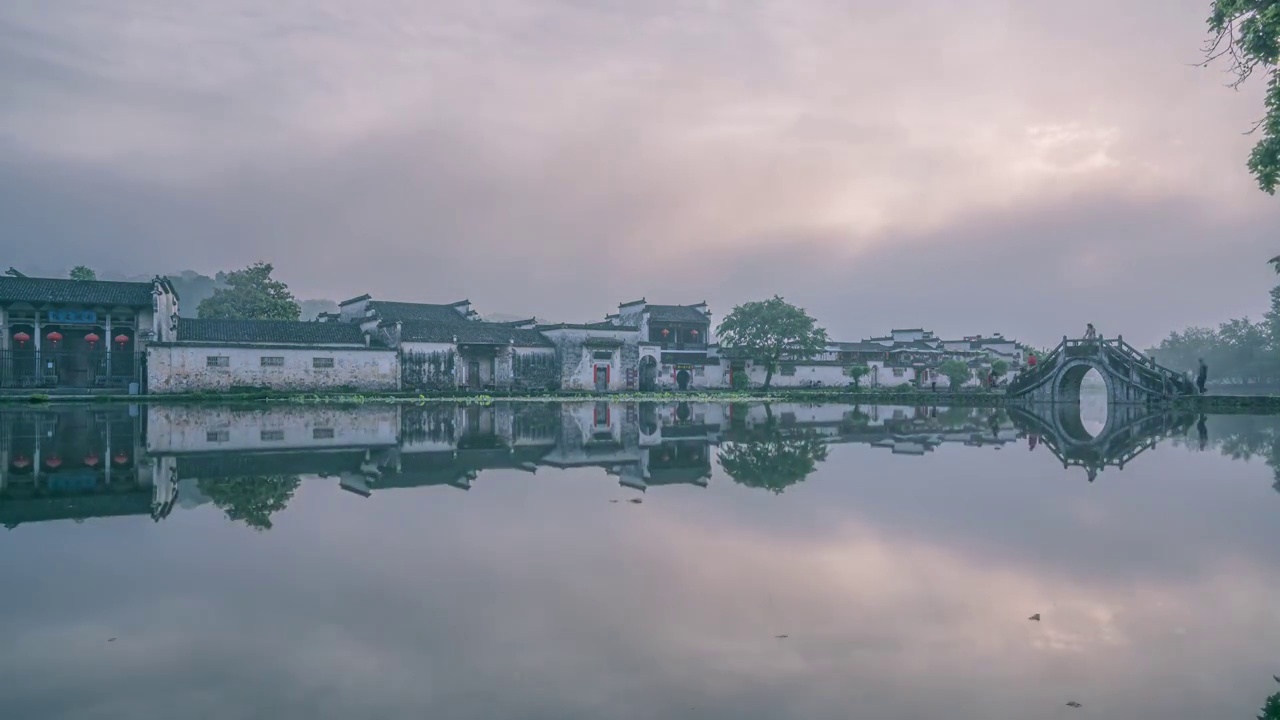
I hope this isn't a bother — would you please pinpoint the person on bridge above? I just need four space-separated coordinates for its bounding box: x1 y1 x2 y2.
1027 353 1037 368
1197 358 1208 394
1084 323 1098 340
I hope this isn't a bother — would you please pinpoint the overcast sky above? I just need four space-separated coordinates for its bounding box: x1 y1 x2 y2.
2 0 1277 347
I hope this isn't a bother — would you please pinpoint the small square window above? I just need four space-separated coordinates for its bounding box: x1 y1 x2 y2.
206 430 230 443
312 357 335 369
206 356 229 368
260 356 284 367
780 364 797 376
313 428 335 439
260 429 285 441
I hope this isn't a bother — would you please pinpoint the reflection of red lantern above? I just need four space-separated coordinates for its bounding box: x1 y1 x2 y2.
11 455 30 469
13 331 30 347
114 334 129 347
113 453 129 465
45 456 62 469
84 454 100 467
661 329 670 337
84 332 100 347
46 331 63 344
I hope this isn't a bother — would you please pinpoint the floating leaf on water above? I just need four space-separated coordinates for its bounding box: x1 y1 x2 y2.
1066 701 1082 708
1028 613 1041 621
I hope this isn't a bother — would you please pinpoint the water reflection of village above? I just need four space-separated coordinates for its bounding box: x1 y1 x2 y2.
0 401 1246 529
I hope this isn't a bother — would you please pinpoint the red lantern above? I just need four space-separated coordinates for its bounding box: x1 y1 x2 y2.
46 331 63 344
45 456 62 469
12 331 30 347
691 329 699 337
113 453 129 465
83 453 100 467
11 455 30 469
84 332 100 347
114 334 129 347
661 328 670 337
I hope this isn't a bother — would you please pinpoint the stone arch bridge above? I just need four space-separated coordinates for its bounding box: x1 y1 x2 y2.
1005 336 1198 404
1007 404 1197 482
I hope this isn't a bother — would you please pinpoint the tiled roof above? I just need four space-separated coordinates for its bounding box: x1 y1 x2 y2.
646 304 709 324
831 341 891 353
0 276 156 306
399 320 553 347
537 321 639 331
338 294 371 307
368 300 471 324
177 318 368 345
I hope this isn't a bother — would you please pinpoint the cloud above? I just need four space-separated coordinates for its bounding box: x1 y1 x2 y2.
1 0 1276 347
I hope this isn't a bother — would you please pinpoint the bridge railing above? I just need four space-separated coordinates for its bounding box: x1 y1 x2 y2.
1007 335 1197 399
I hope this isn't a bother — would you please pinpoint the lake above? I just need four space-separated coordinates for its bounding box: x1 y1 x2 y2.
2 400 1279 719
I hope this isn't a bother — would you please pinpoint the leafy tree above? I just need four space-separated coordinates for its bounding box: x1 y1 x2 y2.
69 266 96 281
198 475 301 530
717 296 829 390
197 262 301 321
844 364 871 389
718 431 828 494
1202 1 1280 193
938 360 972 389
990 359 1009 377
1260 690 1280 720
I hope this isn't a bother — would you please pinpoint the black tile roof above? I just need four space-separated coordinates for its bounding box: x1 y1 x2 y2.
0 276 156 306
646 304 710 324
832 341 892 353
537 321 639 331
368 300 471 324
398 320 553 347
177 318 368 345
338 294 371 307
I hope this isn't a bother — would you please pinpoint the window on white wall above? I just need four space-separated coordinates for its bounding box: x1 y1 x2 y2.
260 356 284 367
313 428 335 439
206 430 230 443
780 364 797 376
892 368 905 377
260 429 285 441
313 357 335 369
206 356 229 367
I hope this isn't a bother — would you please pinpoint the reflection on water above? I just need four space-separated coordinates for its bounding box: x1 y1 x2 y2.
3 401 1280 719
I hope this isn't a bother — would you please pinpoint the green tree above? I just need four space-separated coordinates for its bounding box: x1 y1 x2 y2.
990 359 1010 378
1260 690 1280 720
717 296 829 390
1203 1 1280 193
718 431 829 494
844 364 871 389
69 266 96 281
198 475 301 530
197 262 301 321
939 359 972 389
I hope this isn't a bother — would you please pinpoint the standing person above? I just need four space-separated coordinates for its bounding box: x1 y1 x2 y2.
1027 353 1037 368
1197 358 1208 394
1084 323 1097 340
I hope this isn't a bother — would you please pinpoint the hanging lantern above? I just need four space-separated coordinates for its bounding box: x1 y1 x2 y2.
113 453 129 465
114 334 129 347
83 453 100 467
45 456 62 469
691 329 699 338
46 331 63 344
661 328 670 337
84 332 100 347
13 331 30 347
11 455 30 469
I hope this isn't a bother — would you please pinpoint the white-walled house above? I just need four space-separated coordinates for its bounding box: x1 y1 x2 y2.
147 318 399 393
382 319 557 391
538 322 642 392
0 274 179 391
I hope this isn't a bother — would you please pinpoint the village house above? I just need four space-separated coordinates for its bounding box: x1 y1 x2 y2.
0 273 179 391
145 318 399 394
608 299 717 391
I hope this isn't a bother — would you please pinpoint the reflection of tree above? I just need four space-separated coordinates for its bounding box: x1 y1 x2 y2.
718 432 828 494
1169 415 1280 494
198 475 301 530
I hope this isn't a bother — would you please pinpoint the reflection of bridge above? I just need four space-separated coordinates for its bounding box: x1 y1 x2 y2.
1007 403 1197 481
1007 336 1198 404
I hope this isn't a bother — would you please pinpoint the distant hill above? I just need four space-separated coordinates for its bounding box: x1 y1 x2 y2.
105 270 336 320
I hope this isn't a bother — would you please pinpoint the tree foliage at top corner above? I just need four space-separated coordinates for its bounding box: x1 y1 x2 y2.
196 262 301 321
1205 0 1280 193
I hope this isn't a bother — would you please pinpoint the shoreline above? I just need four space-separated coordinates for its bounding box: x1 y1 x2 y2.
3 388 1280 411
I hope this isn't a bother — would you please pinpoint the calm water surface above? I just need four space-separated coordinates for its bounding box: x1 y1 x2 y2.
2 400 1279 719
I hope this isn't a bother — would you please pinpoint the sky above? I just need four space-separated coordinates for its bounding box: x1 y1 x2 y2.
2 0 1278 348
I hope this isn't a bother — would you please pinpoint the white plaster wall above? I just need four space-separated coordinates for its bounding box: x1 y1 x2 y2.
151 282 180 342
147 345 399 393
655 361 724 390
543 327 639 391
866 362 916 388
146 405 400 453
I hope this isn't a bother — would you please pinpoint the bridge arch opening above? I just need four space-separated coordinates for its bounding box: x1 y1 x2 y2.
1055 364 1109 441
